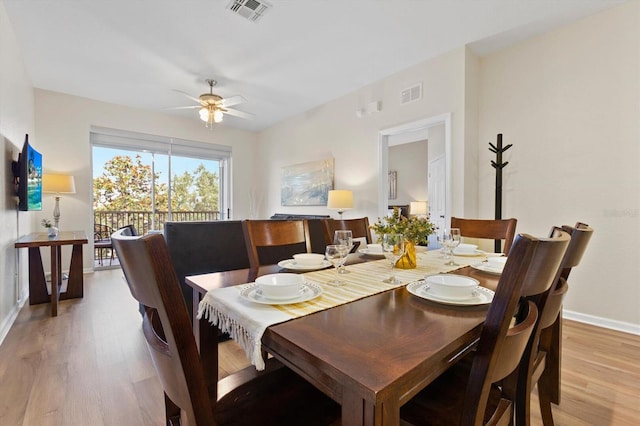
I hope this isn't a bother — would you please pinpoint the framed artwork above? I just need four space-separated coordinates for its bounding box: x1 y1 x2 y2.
281 158 334 206
388 170 397 200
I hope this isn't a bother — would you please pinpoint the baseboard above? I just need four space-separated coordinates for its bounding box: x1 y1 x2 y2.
0 297 26 347
564 309 640 336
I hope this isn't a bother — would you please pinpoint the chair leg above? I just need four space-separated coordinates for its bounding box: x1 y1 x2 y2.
165 392 181 425
538 386 556 426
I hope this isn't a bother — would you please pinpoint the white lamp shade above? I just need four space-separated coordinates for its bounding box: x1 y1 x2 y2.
327 190 354 211
43 174 76 194
410 201 428 216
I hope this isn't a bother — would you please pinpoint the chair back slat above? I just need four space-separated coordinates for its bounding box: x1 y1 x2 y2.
322 217 373 247
242 220 311 272
559 222 594 278
451 217 518 254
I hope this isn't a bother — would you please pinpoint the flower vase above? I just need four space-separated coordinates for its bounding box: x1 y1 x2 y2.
396 241 417 269
47 227 59 238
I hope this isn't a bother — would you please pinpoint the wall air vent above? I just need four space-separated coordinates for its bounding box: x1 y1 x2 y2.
400 83 422 105
227 0 272 22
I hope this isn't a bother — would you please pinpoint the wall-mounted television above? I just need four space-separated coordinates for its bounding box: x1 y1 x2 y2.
11 134 43 211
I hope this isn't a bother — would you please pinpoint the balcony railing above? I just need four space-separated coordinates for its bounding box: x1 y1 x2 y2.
94 210 220 235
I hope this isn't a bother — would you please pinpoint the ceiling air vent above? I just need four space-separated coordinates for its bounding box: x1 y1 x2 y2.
227 0 271 22
400 83 422 105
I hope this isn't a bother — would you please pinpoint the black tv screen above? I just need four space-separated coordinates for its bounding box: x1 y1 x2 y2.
12 134 43 211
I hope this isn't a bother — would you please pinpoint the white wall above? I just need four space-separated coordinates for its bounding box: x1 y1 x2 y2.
388 140 428 205
34 89 258 272
0 1 35 341
477 2 640 330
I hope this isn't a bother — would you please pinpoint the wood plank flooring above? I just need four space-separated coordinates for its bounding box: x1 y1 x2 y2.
0 268 637 425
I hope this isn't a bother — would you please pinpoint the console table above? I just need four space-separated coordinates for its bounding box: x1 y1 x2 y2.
15 231 88 317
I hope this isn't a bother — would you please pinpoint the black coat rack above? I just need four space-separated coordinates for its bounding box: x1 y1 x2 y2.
489 134 512 253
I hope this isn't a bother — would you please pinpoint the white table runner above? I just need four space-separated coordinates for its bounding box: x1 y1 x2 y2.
198 251 482 370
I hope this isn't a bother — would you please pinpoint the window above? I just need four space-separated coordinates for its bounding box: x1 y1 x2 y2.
91 127 231 237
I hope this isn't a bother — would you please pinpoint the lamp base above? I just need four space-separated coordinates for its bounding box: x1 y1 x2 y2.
53 196 61 229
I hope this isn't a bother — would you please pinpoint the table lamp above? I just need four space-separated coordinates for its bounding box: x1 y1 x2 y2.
43 174 76 229
327 190 353 219
410 201 428 218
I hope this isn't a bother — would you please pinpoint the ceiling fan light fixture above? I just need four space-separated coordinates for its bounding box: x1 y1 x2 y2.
199 107 209 122
213 109 224 123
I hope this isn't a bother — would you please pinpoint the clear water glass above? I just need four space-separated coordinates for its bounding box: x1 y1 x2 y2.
382 233 404 284
325 244 348 286
334 230 353 274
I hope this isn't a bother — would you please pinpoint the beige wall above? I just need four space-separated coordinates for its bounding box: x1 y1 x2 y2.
0 1 35 340
388 140 428 205
477 2 640 328
257 47 470 222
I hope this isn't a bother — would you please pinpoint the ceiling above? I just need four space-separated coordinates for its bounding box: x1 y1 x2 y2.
3 0 627 132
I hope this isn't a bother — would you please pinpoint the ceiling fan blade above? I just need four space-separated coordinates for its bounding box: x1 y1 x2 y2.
220 95 246 108
224 108 254 119
172 89 203 105
167 105 201 110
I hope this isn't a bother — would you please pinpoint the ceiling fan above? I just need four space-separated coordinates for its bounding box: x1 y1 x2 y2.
173 79 253 127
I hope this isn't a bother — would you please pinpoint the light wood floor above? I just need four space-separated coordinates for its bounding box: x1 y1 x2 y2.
0 269 638 425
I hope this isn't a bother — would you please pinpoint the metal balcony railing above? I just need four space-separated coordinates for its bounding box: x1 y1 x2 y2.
94 210 220 236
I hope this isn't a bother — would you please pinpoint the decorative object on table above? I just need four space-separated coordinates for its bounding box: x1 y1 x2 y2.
489 133 512 253
326 189 353 218
281 158 334 206
42 173 76 229
371 207 435 269
388 170 397 200
41 219 58 237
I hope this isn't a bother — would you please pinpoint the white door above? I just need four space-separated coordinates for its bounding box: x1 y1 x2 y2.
428 154 446 237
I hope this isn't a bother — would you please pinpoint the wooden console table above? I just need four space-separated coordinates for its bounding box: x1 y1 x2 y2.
15 231 88 317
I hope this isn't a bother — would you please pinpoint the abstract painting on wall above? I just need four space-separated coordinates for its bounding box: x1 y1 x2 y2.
281 158 334 206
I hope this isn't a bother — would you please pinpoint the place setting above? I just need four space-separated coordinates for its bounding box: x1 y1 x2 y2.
277 253 332 271
357 243 386 258
470 256 507 275
407 274 494 306
239 273 323 305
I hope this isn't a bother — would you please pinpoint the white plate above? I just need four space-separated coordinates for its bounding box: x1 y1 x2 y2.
358 248 385 258
277 259 332 271
453 249 486 257
407 281 494 306
471 262 503 275
240 282 323 305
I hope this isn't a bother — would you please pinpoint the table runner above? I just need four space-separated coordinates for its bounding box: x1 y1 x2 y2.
198 250 483 370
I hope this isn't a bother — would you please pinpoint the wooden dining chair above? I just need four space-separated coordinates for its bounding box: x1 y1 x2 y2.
400 229 570 426
516 222 593 426
321 217 373 252
451 216 518 254
242 219 311 279
111 229 340 426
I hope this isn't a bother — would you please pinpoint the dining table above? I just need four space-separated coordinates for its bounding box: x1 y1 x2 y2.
188 250 501 425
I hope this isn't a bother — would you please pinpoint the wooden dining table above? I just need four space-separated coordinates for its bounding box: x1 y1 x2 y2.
187 252 500 425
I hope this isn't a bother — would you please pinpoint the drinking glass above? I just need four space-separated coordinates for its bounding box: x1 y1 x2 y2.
325 244 348 286
382 233 404 284
334 230 353 274
442 228 461 266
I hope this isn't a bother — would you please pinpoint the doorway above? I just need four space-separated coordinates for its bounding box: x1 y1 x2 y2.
378 113 452 226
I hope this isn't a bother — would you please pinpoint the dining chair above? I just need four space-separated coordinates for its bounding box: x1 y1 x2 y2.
111 229 340 426
242 219 311 280
516 222 593 426
400 229 570 426
450 216 518 254
321 217 373 252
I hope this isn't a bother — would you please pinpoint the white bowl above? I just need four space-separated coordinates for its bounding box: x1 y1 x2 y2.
453 243 478 254
425 274 479 300
293 253 325 267
255 273 305 300
486 256 508 270
366 243 383 254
